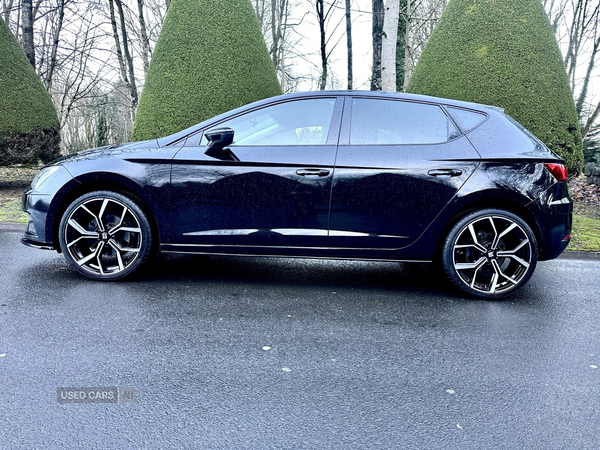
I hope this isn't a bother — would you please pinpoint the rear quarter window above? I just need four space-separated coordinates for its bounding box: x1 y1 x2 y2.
446 107 487 133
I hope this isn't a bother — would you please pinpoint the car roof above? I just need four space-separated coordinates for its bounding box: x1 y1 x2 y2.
272 90 504 112
157 90 504 147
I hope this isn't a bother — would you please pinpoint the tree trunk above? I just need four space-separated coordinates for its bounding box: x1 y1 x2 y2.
345 0 353 90
403 0 412 88
115 0 139 111
2 0 14 24
371 0 384 90
381 0 400 92
271 0 280 70
21 0 35 67
44 0 65 90
279 0 288 90
108 0 128 84
137 0 151 75
316 0 328 90
396 0 406 91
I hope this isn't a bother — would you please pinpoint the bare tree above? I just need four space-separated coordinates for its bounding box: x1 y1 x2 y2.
252 0 307 92
42 0 65 90
381 0 400 92
137 0 151 74
316 0 337 90
108 0 129 84
21 0 34 66
345 0 352 90
371 0 384 90
563 0 600 90
403 0 411 88
114 0 139 112
545 0 600 141
2 0 15 23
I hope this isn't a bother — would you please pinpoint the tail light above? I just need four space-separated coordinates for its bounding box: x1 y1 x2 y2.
544 163 568 182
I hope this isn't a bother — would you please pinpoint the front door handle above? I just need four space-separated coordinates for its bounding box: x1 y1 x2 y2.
428 169 463 178
296 168 331 178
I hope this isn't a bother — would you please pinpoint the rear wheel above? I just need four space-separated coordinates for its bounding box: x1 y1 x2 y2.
441 209 538 299
58 191 152 280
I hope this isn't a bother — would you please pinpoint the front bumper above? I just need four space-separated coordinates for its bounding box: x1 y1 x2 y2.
21 189 53 247
20 165 75 251
20 235 55 250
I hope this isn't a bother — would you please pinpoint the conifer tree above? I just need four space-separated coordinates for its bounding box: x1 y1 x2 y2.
0 18 60 165
407 0 583 173
132 0 283 141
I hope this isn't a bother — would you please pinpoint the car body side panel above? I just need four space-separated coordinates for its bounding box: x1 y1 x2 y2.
465 110 560 161
329 137 481 249
395 162 570 261
40 147 177 246
170 145 337 247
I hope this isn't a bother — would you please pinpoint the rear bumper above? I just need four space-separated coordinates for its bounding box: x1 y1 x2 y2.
538 182 572 261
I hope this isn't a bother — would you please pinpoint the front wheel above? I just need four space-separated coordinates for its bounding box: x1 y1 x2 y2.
441 209 538 299
58 191 153 280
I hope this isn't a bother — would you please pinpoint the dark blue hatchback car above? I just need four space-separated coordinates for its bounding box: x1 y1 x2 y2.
22 91 572 299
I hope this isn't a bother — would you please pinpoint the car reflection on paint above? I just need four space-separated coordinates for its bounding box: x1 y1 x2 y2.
21 91 572 299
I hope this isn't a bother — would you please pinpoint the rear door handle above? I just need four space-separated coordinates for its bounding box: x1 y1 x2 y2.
428 169 463 178
296 168 331 178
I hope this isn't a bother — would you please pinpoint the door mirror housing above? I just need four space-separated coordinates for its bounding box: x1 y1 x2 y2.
204 128 238 161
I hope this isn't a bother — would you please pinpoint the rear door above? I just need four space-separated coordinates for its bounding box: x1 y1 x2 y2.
171 97 343 248
328 97 481 249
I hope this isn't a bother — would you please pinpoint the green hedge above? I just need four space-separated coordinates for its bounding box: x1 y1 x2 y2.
0 18 60 165
407 0 583 174
132 0 282 141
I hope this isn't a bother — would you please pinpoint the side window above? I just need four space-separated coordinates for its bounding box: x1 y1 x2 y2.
446 107 487 133
201 98 336 146
350 98 459 145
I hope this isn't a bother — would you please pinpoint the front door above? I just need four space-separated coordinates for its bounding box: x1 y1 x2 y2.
171 97 342 248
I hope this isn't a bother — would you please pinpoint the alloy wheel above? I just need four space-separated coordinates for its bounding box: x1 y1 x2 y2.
63 197 144 277
451 215 533 295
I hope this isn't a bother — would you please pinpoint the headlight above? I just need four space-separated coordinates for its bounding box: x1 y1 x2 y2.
31 166 61 190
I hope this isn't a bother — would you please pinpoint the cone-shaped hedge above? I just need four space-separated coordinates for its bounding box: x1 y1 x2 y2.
407 0 583 173
132 0 282 141
0 18 60 166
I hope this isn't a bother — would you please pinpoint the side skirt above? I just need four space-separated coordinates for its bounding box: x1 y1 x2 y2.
160 243 431 264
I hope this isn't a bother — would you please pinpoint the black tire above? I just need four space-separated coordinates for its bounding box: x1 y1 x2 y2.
441 208 538 299
58 190 153 280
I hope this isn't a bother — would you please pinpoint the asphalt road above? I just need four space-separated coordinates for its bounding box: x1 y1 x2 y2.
1 224 599 449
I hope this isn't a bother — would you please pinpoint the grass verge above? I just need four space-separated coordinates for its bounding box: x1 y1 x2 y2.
0 199 27 223
568 214 600 252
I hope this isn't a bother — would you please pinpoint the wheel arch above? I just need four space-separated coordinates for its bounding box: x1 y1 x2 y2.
433 195 544 262
51 176 161 255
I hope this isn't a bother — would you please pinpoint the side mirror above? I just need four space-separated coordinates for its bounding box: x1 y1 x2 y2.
204 128 238 161
204 127 233 153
